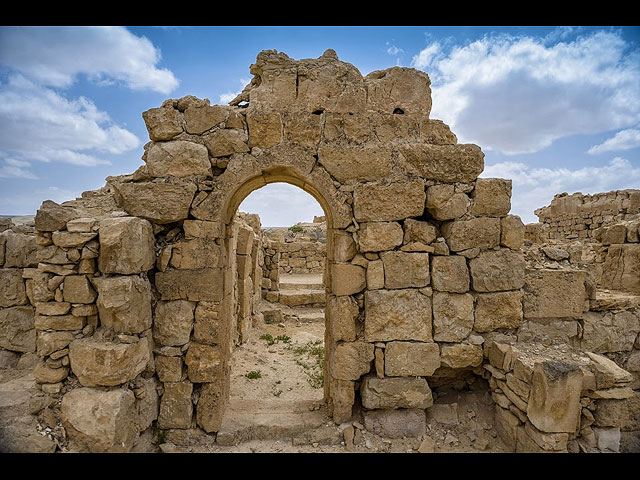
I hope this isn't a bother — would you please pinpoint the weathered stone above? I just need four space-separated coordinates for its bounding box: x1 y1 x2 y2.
153 300 196 346
523 269 586 319
0 268 28 307
329 378 355 424
34 200 78 232
283 111 323 148
432 292 474 342
51 231 97 248
427 403 459 425
358 222 404 252
33 361 69 384
380 251 430 289
197 382 226 433
34 314 85 331
183 220 224 240
328 295 358 342
360 375 433 409
494 406 520 452
146 141 211 178
385 341 440 376
500 215 524 249
155 268 223 301
69 337 151 387
98 217 155 274
441 217 501 252
365 289 432 342
184 343 222 383
527 360 583 433
331 263 365 296
474 291 523 333
471 178 512 216
62 275 97 304
155 355 184 383
399 144 484 183
36 331 74 357
440 343 483 369
318 145 391 182
403 218 437 245
585 352 633 390
142 106 183 141
331 341 374 381
193 302 221 345
66 217 97 233
61 387 139 453
581 310 640 353
601 244 640 294
365 66 432 115
170 238 224 269
425 184 470 220
112 181 197 224
363 408 426 439
353 179 425 222
184 104 227 134
2 230 38 268
158 381 193 429
135 376 160 432
469 249 525 292
246 109 282 148
430 255 469 293
366 259 384 290
95 276 152 335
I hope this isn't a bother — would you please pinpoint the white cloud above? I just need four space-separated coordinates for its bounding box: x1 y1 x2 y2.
482 157 640 223
238 183 324 227
219 78 251 105
0 157 37 179
588 128 640 154
0 26 178 94
411 31 640 155
386 43 404 56
0 75 139 166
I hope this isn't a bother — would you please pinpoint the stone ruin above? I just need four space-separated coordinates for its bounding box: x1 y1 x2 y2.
0 49 638 453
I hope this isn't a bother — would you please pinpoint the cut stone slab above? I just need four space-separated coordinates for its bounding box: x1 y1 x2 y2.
365 289 432 342
98 217 155 274
360 375 433 409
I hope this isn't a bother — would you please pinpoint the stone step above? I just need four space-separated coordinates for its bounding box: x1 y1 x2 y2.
278 274 324 292
289 307 325 323
278 289 325 307
215 399 335 446
279 282 325 291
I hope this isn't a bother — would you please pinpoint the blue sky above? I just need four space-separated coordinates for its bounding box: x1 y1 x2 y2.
1 26 639 225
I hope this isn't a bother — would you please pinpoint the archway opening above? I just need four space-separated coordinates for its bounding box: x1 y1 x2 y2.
219 181 331 442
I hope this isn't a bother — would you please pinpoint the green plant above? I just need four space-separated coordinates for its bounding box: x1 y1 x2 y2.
276 335 291 344
245 370 262 379
288 225 304 233
293 340 325 389
153 429 168 446
260 333 275 345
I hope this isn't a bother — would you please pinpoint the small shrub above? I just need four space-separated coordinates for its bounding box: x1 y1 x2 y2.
245 370 262 379
260 333 275 345
289 225 304 233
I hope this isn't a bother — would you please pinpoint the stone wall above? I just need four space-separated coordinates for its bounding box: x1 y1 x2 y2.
534 190 640 241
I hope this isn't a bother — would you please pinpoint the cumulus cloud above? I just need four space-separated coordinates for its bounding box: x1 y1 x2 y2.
238 183 324 227
411 30 640 155
0 26 178 94
0 157 37 179
588 128 640 154
219 78 251 105
482 157 640 223
0 75 139 167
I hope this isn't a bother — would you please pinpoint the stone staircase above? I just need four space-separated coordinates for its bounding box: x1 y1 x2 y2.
276 274 325 323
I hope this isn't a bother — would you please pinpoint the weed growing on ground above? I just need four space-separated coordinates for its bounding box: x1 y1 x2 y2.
293 339 324 388
245 370 262 379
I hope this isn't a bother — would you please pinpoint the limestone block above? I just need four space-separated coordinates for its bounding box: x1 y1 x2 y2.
365 66 432 115
33 360 69 384
69 337 151 387
419 119 458 145
585 352 633 390
353 179 425 222
363 408 426 439
318 145 391 182
155 268 223 302
331 341 374 381
153 300 196 346
474 291 524 332
66 217 97 233
333 230 356 262
360 375 433 409
425 184 470 220
596 224 627 245
398 143 484 183
36 331 75 357
183 220 224 240
236 226 254 256
34 314 85 331
523 269 586 319
494 406 520 452
441 217 501 252
380 251 430 289
0 268 28 307
283 112 323 148
0 306 35 353
328 295 359 342
146 140 211 178
51 231 97 248
155 355 184 383
62 275 97 304
2 230 38 268
440 343 483 369
112 181 197 224
384 341 440 377
135 377 159 432
184 343 222 383
471 178 512 216
246 109 282 148
500 215 525 250
365 289 432 342
329 378 355 424
97 217 153 275
358 222 404 252
170 238 224 269
35 301 71 316
432 292 474 342
331 263 365 296
581 310 640 353
94 276 151 334
158 381 193 429
61 387 139 453
527 360 583 433
142 106 183 141
601 244 640 294
197 382 227 433
430 255 469 293
469 249 525 292
184 104 227 134
403 218 437 245
34 200 78 232
366 259 384 290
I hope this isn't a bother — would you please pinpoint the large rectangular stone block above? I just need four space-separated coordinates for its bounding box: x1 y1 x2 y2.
95 276 152 335
601 244 640 294
523 269 587 320
353 179 426 222
158 381 194 429
469 249 525 292
441 217 501 252
0 268 28 307
474 291 524 332
360 375 433 409
358 222 404 252
398 144 484 183
318 144 391 182
384 341 440 376
380 251 430 289
155 268 224 301
365 289 432 342
112 181 197 224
